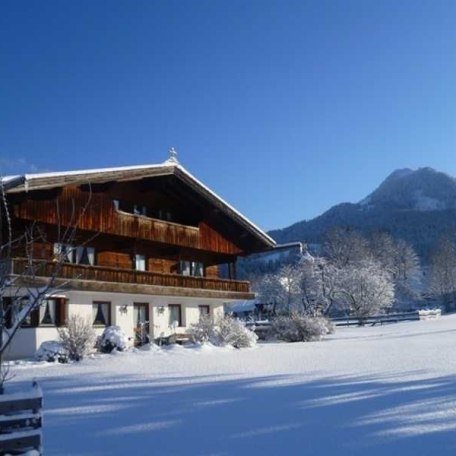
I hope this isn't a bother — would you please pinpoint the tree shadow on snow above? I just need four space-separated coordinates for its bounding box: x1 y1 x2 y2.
15 369 456 456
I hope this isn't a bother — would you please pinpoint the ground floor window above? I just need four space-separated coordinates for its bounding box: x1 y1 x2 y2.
3 297 66 328
168 304 182 328
198 305 210 318
92 301 111 326
40 299 56 325
3 297 32 328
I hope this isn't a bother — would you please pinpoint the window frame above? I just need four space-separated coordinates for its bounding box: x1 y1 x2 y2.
179 261 205 277
134 254 147 272
92 301 111 327
198 305 210 318
168 304 183 327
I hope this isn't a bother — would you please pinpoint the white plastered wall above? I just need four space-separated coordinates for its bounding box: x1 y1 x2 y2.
5 289 228 359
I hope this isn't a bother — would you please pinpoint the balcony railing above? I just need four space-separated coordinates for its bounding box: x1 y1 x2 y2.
10 258 251 294
113 210 200 249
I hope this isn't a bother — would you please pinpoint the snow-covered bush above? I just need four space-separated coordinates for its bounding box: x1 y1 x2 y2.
188 314 215 343
58 315 96 361
271 314 332 342
318 317 335 335
216 315 258 348
188 314 257 348
35 340 69 363
98 326 128 353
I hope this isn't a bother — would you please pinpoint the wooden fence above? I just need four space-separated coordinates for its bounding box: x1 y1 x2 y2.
0 381 42 454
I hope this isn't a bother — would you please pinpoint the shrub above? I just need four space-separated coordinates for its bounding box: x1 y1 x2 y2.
58 315 96 361
35 341 69 363
188 314 258 348
98 326 128 353
188 314 216 344
216 315 258 348
271 314 333 342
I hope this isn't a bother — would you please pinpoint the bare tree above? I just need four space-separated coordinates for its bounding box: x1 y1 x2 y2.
323 227 371 268
0 178 91 392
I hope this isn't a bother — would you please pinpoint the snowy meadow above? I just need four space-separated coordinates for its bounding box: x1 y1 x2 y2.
8 315 456 455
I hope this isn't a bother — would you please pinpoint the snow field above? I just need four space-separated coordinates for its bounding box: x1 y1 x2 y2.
8 315 456 455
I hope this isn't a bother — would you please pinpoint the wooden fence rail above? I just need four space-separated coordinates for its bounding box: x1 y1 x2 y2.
0 381 42 454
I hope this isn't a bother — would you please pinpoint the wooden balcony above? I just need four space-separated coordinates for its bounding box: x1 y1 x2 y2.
9 258 253 300
13 187 243 254
113 210 200 249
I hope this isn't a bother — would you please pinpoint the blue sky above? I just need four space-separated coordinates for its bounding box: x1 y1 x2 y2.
2 0 456 231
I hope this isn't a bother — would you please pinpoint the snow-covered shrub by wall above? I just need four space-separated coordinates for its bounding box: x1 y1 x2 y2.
35 340 69 363
188 314 215 344
188 314 257 348
271 314 333 342
98 326 128 353
58 315 96 361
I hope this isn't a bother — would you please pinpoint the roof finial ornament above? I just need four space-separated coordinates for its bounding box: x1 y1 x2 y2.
167 147 179 164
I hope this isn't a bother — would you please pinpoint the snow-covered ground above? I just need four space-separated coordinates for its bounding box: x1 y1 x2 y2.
7 315 456 455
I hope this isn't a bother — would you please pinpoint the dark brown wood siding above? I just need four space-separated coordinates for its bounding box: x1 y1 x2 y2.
13 186 243 255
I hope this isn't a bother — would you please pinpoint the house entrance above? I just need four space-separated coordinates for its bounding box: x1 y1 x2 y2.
133 303 150 346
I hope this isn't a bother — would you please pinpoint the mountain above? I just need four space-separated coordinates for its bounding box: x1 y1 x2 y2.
269 167 456 257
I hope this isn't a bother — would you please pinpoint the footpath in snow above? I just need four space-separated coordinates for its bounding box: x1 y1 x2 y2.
7 315 456 455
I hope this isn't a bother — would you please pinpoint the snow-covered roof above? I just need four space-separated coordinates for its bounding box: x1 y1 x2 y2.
2 158 276 249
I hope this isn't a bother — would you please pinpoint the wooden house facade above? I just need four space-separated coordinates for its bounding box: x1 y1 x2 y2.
3 154 275 358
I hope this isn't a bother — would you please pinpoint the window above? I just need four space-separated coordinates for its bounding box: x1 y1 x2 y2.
157 210 172 222
193 262 204 277
54 243 75 263
92 302 111 326
134 254 146 271
19 297 33 327
4 297 65 327
54 244 95 265
39 299 57 326
198 305 210 318
180 261 191 276
179 261 204 277
168 304 182 327
133 205 147 216
76 246 95 266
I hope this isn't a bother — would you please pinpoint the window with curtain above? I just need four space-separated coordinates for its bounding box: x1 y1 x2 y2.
168 304 182 327
193 262 204 277
18 296 32 327
179 261 204 277
134 254 146 271
198 305 210 318
40 299 57 326
55 244 95 266
76 246 95 266
180 261 191 276
54 243 75 263
92 302 111 326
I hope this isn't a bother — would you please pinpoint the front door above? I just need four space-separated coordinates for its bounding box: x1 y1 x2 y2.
133 303 150 346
